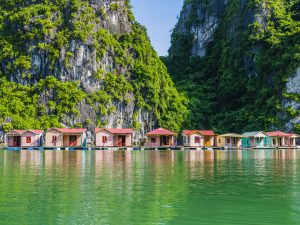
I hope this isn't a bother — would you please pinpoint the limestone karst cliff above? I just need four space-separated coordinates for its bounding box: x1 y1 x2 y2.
164 0 300 133
0 0 188 141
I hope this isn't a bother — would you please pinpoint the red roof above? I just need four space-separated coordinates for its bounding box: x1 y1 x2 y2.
7 130 43 135
14 130 26 134
182 130 199 135
50 128 87 134
27 130 44 134
7 130 26 135
95 128 133 134
146 128 176 136
266 131 293 137
183 130 215 136
199 130 216 136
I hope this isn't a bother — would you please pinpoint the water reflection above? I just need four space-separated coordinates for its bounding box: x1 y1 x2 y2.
0 149 300 225
2 149 297 166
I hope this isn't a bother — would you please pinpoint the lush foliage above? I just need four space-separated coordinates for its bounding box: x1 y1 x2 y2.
0 0 187 132
0 75 83 130
164 0 300 133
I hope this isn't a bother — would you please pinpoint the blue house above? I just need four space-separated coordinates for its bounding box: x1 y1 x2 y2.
242 131 273 149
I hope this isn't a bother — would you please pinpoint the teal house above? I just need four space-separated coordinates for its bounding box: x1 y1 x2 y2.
242 131 273 149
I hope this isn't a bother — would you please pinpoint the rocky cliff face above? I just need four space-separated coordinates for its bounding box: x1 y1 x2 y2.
285 67 300 130
0 0 188 142
165 0 300 133
174 0 228 57
18 0 131 87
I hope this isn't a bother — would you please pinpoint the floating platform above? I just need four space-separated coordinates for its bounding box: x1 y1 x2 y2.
183 147 227 151
22 147 44 151
142 147 183 151
2 146 300 151
277 146 300 149
6 147 22 151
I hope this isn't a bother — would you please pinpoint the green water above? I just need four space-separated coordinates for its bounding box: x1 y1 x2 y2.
0 150 299 225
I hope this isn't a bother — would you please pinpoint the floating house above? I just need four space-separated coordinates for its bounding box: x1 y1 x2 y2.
217 133 243 149
182 130 216 147
199 130 217 147
95 128 133 147
241 131 272 148
6 130 43 148
45 128 87 148
266 131 299 148
146 128 177 147
182 130 204 147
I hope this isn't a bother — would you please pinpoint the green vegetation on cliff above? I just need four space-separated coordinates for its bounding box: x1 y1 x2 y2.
0 0 187 132
164 0 300 133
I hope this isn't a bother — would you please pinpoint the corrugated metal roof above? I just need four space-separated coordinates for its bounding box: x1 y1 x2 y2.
49 128 87 134
182 130 200 135
199 130 216 136
266 131 292 137
27 130 44 134
6 130 26 135
242 131 267 137
146 128 176 136
182 130 215 136
242 131 260 137
7 129 43 135
95 128 133 134
220 133 243 138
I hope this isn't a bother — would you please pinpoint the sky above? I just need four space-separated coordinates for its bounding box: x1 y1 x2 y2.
131 0 184 56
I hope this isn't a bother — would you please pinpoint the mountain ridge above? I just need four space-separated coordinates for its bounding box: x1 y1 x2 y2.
0 0 188 142
164 0 300 133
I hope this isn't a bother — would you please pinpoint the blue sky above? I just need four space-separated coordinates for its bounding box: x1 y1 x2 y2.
131 0 184 56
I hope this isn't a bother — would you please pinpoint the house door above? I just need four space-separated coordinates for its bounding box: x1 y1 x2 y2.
69 135 78 146
232 138 237 147
255 137 263 147
204 137 211 147
118 136 126 147
13 136 21 147
279 138 282 147
160 136 170 146
273 139 276 147
242 138 250 148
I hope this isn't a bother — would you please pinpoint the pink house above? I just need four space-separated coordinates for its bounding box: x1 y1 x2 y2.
95 128 133 147
6 130 43 148
146 128 177 147
45 128 87 148
182 130 216 147
266 131 299 147
182 130 204 147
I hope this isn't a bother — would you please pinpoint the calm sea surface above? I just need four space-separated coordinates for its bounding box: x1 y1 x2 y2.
0 150 299 225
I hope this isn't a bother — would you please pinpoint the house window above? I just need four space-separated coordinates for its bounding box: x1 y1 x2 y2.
290 139 294 145
26 136 31 143
151 137 156 143
219 139 221 144
52 136 57 143
102 136 108 143
195 137 200 143
226 138 230 144
187 137 190 143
